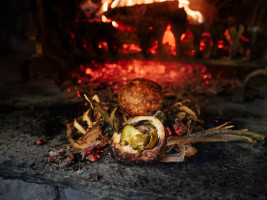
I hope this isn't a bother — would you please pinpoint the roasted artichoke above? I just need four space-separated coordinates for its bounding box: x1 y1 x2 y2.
111 116 167 165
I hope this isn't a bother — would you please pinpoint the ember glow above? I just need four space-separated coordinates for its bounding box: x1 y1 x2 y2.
162 24 176 56
79 0 205 56
68 60 222 98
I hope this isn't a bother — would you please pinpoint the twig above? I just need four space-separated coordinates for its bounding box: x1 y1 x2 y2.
167 129 265 146
211 121 232 129
177 106 203 123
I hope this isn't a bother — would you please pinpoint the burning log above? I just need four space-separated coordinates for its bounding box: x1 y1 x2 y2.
104 1 186 25
104 1 187 56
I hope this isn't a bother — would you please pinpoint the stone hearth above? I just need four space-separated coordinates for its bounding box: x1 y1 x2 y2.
0 55 266 200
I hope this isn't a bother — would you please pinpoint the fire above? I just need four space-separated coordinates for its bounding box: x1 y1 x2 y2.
179 0 204 24
101 1 110 22
79 0 204 56
110 0 170 8
81 0 204 25
110 0 204 24
162 24 176 56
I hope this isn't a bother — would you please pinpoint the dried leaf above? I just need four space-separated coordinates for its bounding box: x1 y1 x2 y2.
92 95 100 103
110 107 119 132
82 109 93 128
183 144 197 157
174 99 191 107
177 105 202 123
161 153 185 162
177 112 186 120
180 99 191 105
67 124 102 150
73 119 86 134
185 119 192 134
162 143 197 163
84 94 102 122
195 104 201 116
93 101 112 125
84 94 94 110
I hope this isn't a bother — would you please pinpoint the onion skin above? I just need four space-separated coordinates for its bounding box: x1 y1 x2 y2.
118 78 164 117
110 116 167 165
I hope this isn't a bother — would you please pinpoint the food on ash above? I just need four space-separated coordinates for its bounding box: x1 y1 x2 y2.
54 78 264 167
111 116 167 165
118 78 164 116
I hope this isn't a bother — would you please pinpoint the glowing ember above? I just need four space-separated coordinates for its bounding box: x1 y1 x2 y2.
119 44 142 54
217 40 224 49
68 60 226 96
78 0 205 56
85 68 93 75
162 24 176 56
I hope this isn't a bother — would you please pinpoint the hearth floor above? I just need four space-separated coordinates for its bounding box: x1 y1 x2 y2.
0 55 266 200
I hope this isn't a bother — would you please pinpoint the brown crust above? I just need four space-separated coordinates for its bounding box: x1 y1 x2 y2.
118 78 164 117
110 116 167 165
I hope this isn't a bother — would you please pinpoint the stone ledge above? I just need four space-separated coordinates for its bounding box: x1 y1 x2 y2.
0 177 100 200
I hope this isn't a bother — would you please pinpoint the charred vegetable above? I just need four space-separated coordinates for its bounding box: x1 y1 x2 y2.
118 78 164 116
111 116 167 165
61 79 265 167
120 122 158 154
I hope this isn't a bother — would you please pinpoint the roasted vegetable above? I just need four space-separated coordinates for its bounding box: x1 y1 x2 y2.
111 116 167 165
118 78 164 116
120 123 158 154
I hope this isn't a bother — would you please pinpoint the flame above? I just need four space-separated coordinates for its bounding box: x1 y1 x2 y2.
81 0 204 25
179 0 204 24
108 0 204 25
111 0 169 8
101 1 110 22
162 24 176 56
79 0 204 55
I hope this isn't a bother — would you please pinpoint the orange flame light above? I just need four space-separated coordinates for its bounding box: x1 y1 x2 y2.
97 0 204 25
81 0 204 56
69 60 217 97
179 0 204 24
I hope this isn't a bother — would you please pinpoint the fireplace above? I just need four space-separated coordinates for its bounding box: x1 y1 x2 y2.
0 0 266 199
51 0 265 59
